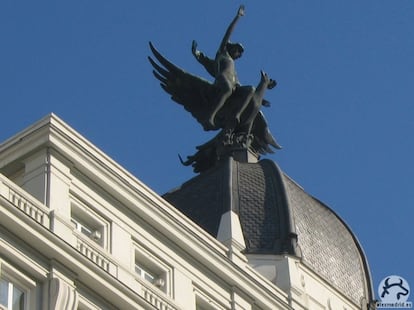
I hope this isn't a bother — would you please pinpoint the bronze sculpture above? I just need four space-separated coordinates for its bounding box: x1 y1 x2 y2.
148 5 281 173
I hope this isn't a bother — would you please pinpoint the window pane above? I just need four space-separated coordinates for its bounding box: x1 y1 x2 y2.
135 264 155 283
144 273 155 283
80 225 92 236
72 217 94 237
12 285 24 310
135 264 142 275
0 279 9 307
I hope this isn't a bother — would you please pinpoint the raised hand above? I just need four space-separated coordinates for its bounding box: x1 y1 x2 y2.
237 5 245 17
191 40 201 59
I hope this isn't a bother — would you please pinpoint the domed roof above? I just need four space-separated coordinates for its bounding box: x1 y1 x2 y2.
163 157 374 305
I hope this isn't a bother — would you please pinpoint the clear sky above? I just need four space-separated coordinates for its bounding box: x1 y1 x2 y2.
1 0 413 303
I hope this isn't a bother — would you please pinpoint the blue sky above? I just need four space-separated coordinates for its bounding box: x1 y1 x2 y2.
1 0 413 303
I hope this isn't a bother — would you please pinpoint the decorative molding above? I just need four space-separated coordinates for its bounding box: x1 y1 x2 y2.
48 277 79 310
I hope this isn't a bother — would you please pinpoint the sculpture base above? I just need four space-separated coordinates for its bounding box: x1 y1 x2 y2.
181 131 260 173
231 148 259 163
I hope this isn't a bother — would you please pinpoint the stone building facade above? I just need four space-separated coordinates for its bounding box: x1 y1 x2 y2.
0 114 375 309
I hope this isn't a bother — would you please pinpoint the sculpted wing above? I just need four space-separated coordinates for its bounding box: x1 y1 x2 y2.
148 42 216 128
251 111 282 154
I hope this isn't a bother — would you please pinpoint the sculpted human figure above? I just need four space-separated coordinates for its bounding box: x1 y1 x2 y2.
148 5 281 172
192 5 256 129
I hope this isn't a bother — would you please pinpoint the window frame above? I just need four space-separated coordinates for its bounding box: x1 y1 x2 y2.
133 242 172 295
0 260 36 310
134 264 156 284
0 278 25 310
193 286 225 310
70 196 109 249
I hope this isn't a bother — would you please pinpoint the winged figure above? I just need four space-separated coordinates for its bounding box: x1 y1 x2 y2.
148 5 281 172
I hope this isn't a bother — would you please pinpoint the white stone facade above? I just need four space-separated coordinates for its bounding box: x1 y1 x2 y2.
0 114 368 309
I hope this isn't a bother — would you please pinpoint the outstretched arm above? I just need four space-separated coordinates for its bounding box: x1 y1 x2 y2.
192 40 216 77
218 5 245 53
191 40 204 61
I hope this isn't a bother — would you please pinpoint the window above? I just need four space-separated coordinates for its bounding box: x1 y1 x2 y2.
71 217 102 242
0 261 36 310
134 261 165 288
0 278 24 310
194 287 223 310
76 293 112 310
133 243 172 295
135 264 155 284
70 198 109 248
